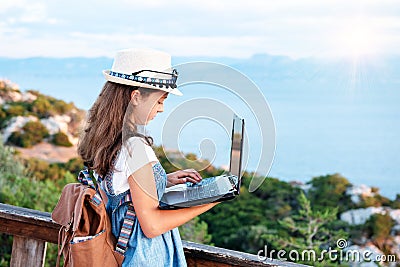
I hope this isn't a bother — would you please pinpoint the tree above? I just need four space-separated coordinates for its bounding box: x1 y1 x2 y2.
391 194 400 209
250 177 300 219
264 191 347 266
179 217 213 245
365 213 395 256
224 225 273 253
307 173 353 213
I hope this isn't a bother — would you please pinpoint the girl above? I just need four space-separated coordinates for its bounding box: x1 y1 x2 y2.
78 48 219 267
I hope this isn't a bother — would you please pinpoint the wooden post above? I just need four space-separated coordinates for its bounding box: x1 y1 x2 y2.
10 236 47 267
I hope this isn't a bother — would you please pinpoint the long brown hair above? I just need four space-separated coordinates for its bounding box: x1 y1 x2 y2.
78 81 154 177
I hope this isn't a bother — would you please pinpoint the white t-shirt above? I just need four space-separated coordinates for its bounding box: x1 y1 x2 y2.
98 137 159 195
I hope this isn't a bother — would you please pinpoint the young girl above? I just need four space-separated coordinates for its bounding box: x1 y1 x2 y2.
77 48 219 267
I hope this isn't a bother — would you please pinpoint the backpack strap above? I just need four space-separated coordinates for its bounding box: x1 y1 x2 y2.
116 204 136 254
77 168 136 256
78 169 104 205
56 224 73 267
78 169 97 189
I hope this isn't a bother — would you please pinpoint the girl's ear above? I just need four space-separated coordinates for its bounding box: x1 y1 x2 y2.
130 90 140 105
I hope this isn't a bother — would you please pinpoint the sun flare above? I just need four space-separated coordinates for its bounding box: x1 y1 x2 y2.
331 17 381 59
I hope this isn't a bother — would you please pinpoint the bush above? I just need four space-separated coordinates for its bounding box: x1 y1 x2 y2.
23 158 70 181
23 120 49 138
7 121 49 148
359 194 392 208
31 96 52 118
0 140 76 266
53 99 74 114
51 132 73 147
179 217 213 245
0 107 6 121
5 104 25 117
30 94 75 118
23 158 52 180
0 140 25 176
307 173 353 213
64 157 84 176
391 194 400 209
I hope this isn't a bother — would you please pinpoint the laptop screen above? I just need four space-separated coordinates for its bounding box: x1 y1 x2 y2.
229 115 244 178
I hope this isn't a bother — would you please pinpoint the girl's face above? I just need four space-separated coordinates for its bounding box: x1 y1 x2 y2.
130 90 168 125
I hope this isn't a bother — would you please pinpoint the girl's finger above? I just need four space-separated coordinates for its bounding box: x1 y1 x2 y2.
185 171 202 181
184 176 199 184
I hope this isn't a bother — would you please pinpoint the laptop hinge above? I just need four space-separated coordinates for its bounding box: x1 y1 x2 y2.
228 175 237 189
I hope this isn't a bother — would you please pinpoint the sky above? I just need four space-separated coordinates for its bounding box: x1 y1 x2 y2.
1 0 399 59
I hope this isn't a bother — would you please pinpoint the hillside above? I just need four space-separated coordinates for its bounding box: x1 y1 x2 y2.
0 79 85 162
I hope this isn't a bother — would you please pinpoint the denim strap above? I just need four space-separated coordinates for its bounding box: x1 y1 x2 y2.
116 204 136 254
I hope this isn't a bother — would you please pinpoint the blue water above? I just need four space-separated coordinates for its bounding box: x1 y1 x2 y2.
1 56 399 199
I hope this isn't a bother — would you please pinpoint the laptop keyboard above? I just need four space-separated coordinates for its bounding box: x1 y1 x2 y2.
185 175 235 200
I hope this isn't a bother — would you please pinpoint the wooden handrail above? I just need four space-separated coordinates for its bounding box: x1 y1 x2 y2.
0 203 308 267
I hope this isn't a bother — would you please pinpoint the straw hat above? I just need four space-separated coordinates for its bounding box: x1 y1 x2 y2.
103 48 182 96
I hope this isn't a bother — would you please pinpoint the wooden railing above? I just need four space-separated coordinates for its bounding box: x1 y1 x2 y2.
0 203 308 267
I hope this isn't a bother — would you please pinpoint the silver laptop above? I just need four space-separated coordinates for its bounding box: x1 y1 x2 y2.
159 114 245 209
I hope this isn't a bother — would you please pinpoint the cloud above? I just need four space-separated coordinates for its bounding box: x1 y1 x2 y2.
0 32 271 58
0 0 399 58
0 1 48 23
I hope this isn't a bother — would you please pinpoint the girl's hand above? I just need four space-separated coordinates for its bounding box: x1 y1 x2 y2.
167 169 202 186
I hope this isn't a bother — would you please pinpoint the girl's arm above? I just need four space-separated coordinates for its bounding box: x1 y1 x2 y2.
128 162 219 238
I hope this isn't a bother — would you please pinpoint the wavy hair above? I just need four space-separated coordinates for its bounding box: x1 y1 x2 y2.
78 81 154 177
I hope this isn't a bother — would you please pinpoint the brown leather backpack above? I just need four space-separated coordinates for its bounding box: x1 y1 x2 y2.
52 170 124 267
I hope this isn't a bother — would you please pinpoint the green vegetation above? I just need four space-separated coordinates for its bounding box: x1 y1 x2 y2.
51 132 73 147
7 121 49 148
5 103 26 117
0 140 76 267
307 173 354 213
264 192 348 266
358 194 392 208
0 99 75 122
29 94 74 118
179 217 213 245
0 85 75 119
22 157 84 181
392 195 400 209
365 213 396 256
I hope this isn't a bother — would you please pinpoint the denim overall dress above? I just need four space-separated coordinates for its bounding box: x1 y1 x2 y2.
103 162 187 267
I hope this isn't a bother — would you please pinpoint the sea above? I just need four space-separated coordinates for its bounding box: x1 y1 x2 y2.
0 55 399 199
